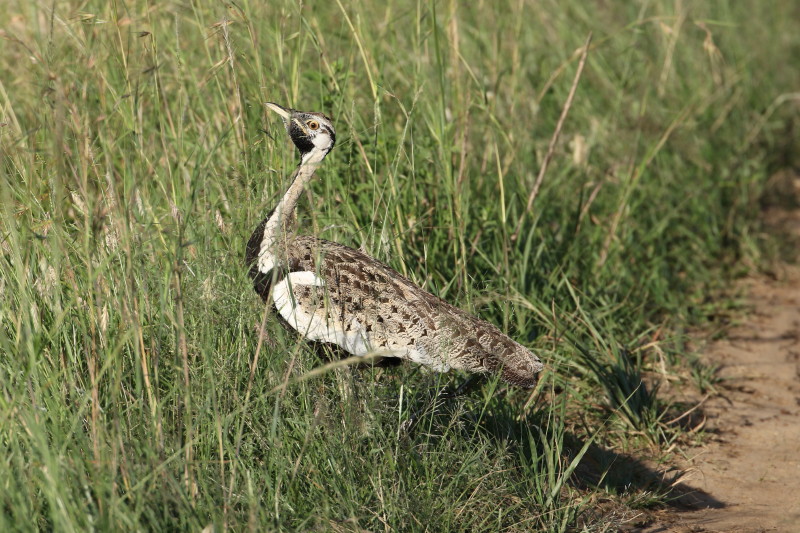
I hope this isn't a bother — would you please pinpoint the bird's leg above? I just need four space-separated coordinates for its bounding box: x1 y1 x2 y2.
399 375 445 433
400 374 484 434
438 374 483 399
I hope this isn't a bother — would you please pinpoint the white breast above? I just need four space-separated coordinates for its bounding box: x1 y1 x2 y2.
272 271 372 355
272 271 441 368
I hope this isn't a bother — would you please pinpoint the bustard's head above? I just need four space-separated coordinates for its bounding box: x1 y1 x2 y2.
265 102 336 165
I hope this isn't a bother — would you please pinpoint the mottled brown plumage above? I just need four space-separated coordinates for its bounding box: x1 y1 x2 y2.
247 102 543 388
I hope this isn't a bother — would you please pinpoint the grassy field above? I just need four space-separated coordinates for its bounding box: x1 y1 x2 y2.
1 0 798 530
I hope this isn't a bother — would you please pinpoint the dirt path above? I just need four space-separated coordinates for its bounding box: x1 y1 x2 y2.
641 176 800 533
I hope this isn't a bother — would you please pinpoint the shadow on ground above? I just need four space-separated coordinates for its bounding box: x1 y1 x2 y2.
398 385 725 516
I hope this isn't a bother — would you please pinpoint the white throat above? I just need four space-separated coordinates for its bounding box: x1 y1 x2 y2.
301 146 329 166
256 160 320 276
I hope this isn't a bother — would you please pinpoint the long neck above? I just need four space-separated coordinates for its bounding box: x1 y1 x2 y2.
256 159 320 274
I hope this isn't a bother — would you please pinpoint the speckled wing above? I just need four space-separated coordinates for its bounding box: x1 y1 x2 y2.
278 236 543 388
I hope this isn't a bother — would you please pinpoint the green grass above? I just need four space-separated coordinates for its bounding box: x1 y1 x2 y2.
1 0 798 530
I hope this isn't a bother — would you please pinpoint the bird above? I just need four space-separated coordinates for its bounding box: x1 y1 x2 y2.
245 102 544 388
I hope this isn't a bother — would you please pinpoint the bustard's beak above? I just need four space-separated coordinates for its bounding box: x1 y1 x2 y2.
265 101 311 136
265 102 291 120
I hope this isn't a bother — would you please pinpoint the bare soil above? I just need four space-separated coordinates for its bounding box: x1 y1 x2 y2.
639 174 800 533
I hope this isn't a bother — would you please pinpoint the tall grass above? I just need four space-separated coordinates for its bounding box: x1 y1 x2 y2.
1 0 798 530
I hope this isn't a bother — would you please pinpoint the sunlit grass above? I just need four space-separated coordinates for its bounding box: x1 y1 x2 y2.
1 0 798 530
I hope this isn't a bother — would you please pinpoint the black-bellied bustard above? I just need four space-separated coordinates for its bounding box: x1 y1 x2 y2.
246 103 543 388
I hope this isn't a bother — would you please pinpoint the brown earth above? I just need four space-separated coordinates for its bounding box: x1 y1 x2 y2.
638 172 800 533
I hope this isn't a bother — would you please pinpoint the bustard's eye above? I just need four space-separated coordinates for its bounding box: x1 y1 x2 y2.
307 120 320 130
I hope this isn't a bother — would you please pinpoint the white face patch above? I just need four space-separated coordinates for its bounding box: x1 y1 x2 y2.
299 133 333 166
311 132 332 151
